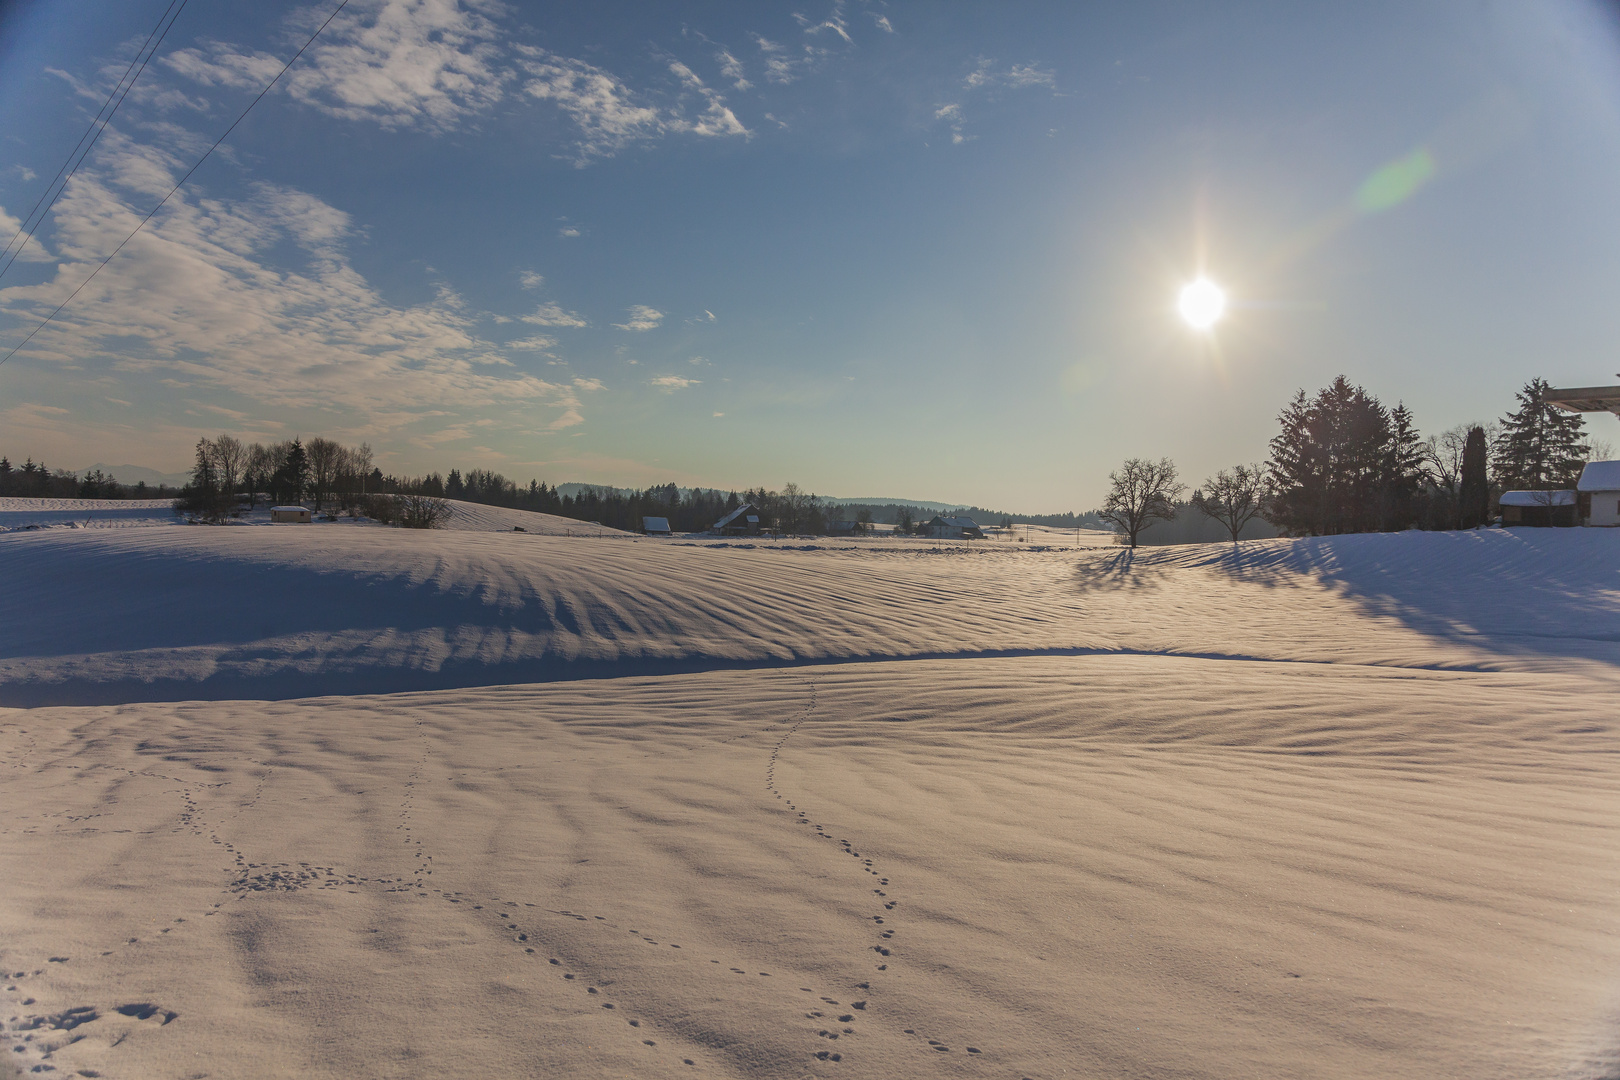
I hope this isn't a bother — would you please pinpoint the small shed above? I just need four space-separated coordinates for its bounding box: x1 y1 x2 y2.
642 516 672 535
1499 490 1576 527
921 514 985 539
1577 460 1620 526
270 505 312 524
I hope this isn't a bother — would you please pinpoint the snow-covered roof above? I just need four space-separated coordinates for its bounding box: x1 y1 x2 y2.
270 505 309 512
712 503 754 530
936 515 980 529
1499 490 1575 507
642 516 671 532
1577 460 1620 491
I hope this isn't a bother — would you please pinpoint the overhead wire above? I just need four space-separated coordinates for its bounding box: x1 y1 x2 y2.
0 0 352 370
0 0 187 282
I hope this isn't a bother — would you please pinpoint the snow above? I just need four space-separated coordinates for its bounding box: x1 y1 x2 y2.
3 525 1619 1078
1578 459 1620 490
1499 489 1575 506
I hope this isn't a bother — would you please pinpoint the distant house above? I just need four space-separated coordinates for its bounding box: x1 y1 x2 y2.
712 503 762 535
270 505 312 524
1499 490 1576 527
1577 460 1620 526
825 519 858 535
642 516 672 535
920 514 984 539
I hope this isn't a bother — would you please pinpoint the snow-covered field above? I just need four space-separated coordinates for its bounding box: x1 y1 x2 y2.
3 525 1619 1078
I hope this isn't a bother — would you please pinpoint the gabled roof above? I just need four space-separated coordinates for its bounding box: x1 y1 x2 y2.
1499 490 1576 507
712 503 754 530
934 515 980 529
1577 460 1620 491
642 516 671 532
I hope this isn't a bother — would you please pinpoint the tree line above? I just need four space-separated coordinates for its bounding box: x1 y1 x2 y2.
0 457 179 500
1101 375 1607 546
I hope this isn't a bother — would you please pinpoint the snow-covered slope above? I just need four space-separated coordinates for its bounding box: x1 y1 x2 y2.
2 526 1615 705
0 497 178 530
4 526 1620 1078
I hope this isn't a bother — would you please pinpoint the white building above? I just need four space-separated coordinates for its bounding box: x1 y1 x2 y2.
270 505 312 523
1577 460 1620 526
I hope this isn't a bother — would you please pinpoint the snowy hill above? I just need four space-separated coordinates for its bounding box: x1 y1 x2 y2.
2 525 1614 705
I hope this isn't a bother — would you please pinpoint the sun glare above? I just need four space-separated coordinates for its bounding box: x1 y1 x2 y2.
1177 278 1227 330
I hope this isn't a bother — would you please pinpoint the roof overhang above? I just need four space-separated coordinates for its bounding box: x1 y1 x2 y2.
1546 386 1620 416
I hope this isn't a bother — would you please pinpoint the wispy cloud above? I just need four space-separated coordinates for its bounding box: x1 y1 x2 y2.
867 12 895 33
0 139 586 436
522 302 588 328
963 58 1056 91
518 270 545 290
716 49 751 91
936 59 1057 144
165 0 511 132
506 334 557 350
650 374 699 391
666 61 749 138
0 204 54 262
614 305 664 332
558 225 580 237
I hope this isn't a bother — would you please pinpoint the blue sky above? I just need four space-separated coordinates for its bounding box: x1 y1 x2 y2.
3 0 1620 509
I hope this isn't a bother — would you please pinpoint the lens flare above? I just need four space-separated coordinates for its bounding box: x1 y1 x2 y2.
1177 278 1226 330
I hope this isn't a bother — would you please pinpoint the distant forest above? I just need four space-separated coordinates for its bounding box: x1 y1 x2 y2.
0 457 178 499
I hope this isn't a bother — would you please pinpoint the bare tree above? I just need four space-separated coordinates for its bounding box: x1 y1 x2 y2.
396 493 452 529
1192 464 1267 544
1100 457 1184 548
306 437 343 511
210 435 246 501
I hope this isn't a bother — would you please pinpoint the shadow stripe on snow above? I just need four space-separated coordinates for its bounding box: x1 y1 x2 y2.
0 645 1499 708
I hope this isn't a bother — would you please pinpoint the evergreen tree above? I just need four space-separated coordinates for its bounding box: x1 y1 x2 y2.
1382 402 1426 530
1265 376 1397 536
1459 425 1490 528
272 438 310 504
1493 377 1587 490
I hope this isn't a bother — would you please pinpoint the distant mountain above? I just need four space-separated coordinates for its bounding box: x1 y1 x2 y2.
74 463 190 488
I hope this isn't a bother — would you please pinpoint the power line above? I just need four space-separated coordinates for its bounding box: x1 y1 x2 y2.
0 0 352 371
0 0 187 282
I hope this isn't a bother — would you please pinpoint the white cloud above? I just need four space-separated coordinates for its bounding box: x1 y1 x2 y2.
9 166 38 183
0 204 54 263
717 49 751 90
868 13 894 33
650 374 699 391
712 411 724 417
522 302 588 328
666 61 749 139
573 376 604 392
519 270 545 289
520 51 665 163
614 305 663 332
507 334 557 350
964 58 1056 91
558 226 580 237
165 0 511 132
0 142 586 435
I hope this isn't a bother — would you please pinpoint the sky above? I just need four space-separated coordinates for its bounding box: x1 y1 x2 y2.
2 0 1620 510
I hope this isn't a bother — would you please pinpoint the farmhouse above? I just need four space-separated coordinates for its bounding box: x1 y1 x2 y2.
712 503 762 535
1498 490 1576 527
270 506 312 524
1577 460 1620 526
921 514 985 539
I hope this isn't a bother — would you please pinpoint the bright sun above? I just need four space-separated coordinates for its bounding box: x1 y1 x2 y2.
1177 278 1227 330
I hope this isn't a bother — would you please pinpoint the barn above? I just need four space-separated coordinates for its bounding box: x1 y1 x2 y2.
921 514 985 539
642 516 672 535
270 506 312 524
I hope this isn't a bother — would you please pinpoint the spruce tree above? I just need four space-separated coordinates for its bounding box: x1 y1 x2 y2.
1493 377 1586 490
